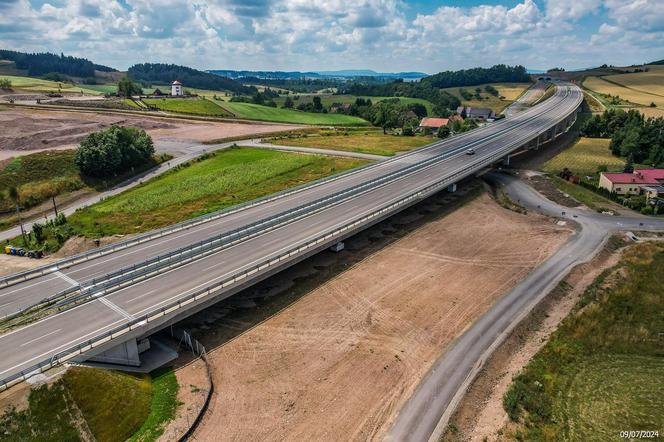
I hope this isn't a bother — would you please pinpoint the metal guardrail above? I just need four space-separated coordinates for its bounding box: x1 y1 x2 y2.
2 97 569 320
0 87 582 391
0 88 571 290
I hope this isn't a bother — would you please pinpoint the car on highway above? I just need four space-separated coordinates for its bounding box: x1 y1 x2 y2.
465 148 475 155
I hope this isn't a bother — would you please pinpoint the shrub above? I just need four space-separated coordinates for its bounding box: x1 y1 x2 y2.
0 78 11 89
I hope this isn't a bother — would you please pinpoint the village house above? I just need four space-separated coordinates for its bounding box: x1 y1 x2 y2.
598 169 664 197
418 115 463 131
171 80 183 96
330 103 351 113
457 106 495 120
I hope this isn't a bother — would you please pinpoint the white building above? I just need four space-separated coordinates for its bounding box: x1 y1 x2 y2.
171 80 183 96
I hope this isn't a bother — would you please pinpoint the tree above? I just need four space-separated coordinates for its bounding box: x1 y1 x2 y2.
623 154 634 173
437 125 451 139
117 77 142 97
0 78 11 89
283 96 294 108
313 96 323 112
9 186 27 244
75 126 155 178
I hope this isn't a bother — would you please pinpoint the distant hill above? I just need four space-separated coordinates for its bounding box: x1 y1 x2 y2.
422 64 531 89
207 69 427 80
129 63 255 93
0 49 115 78
649 59 664 65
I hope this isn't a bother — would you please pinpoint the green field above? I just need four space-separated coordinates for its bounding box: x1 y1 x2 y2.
503 241 664 441
143 97 233 117
0 366 165 442
442 82 531 113
217 100 369 125
0 75 103 95
273 94 435 114
542 137 624 176
271 132 434 156
68 147 367 237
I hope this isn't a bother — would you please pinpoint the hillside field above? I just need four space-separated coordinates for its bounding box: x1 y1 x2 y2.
143 97 233 117
216 100 368 125
442 82 531 113
0 75 103 95
542 137 624 176
270 132 434 156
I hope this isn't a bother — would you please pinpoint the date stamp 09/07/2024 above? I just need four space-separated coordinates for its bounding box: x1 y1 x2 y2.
620 431 660 439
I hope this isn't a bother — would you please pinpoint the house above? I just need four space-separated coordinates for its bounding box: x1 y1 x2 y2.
330 103 351 113
643 185 664 202
418 117 452 131
598 169 664 195
457 106 495 120
171 80 183 96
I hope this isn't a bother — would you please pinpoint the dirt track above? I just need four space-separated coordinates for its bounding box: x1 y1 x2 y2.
187 187 571 441
0 107 301 159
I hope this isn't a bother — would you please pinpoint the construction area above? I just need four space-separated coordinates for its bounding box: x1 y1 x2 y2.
169 183 573 441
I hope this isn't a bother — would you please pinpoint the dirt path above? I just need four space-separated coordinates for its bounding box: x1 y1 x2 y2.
444 235 629 441
187 187 571 441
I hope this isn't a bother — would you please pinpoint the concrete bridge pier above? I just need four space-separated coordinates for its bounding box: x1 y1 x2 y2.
86 338 150 367
447 183 457 192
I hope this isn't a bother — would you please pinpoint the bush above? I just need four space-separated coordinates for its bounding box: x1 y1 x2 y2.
0 78 11 89
437 125 451 139
75 126 155 178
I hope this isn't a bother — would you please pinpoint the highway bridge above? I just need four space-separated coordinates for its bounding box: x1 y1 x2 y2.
0 83 582 391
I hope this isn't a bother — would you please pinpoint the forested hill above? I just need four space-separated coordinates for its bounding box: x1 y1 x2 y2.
128 63 255 94
0 49 115 77
422 64 531 88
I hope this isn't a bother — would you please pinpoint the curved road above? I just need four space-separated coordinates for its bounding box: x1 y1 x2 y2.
386 171 664 442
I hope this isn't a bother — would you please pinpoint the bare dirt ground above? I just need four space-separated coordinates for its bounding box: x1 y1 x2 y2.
443 235 630 442
0 107 302 159
181 183 571 441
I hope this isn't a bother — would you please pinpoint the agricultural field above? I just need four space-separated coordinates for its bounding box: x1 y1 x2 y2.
143 97 233 117
583 68 664 118
0 75 102 95
216 100 368 125
542 137 624 176
273 94 435 114
270 131 434 156
0 366 178 442
67 147 367 237
503 241 664 441
442 82 531 113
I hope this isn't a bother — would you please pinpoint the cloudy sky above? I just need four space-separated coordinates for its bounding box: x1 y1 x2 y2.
1 0 662 73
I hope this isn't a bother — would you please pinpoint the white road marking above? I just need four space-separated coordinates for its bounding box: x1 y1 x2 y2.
20 329 62 347
54 271 78 287
125 289 156 304
98 297 135 321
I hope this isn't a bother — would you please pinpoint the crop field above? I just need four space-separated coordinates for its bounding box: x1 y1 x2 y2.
143 97 233 117
542 137 624 176
273 94 435 114
69 147 367 236
442 82 531 113
603 65 664 96
271 132 434 156
504 241 664 441
217 101 368 125
583 76 664 108
0 75 103 95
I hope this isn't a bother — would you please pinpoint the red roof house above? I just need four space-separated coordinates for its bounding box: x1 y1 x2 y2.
599 169 664 195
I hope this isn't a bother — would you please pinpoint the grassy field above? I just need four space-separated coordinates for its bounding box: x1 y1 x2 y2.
273 94 435 114
67 147 367 237
0 366 161 442
143 97 233 117
542 137 624 176
583 76 664 108
128 367 179 442
217 100 368 125
503 241 664 441
442 82 531 113
548 176 618 212
0 75 102 95
270 132 434 156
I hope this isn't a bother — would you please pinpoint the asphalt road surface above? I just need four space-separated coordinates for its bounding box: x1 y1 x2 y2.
386 171 664 442
0 85 581 388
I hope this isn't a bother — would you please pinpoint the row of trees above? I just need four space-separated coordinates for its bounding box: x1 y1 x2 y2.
75 126 155 178
581 109 664 166
128 63 255 94
422 64 530 89
0 49 114 77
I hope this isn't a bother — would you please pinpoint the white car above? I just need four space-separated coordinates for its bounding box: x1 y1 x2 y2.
465 148 475 155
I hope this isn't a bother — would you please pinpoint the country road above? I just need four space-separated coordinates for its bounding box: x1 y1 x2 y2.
386 171 664 442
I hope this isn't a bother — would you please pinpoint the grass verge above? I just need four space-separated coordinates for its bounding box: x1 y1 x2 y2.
503 241 664 441
128 367 180 442
268 131 434 156
547 176 617 212
217 100 369 125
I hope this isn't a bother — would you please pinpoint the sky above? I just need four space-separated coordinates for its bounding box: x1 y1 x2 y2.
0 0 662 73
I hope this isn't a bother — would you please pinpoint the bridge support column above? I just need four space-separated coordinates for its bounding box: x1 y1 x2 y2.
329 242 345 253
447 183 457 192
87 338 150 367
502 154 511 166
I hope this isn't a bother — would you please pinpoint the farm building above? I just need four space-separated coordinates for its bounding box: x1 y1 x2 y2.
418 115 463 131
171 80 183 96
330 103 351 113
598 169 664 195
457 106 495 120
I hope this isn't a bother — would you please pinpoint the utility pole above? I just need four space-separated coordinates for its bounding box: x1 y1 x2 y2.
15 202 27 245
